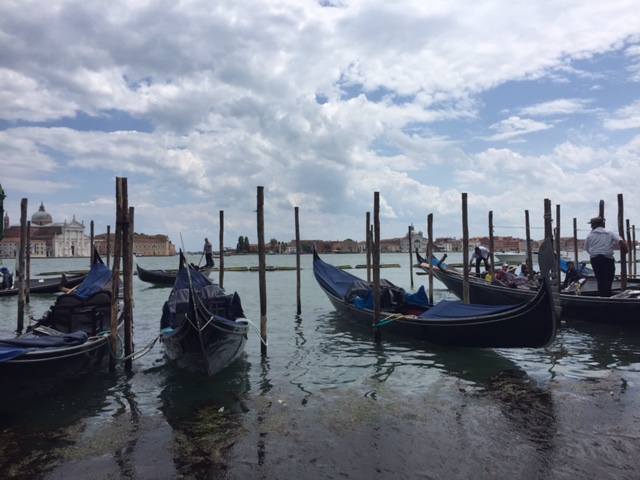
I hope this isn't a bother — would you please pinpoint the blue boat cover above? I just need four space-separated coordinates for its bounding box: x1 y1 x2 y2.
313 254 362 300
0 331 89 362
314 252 431 310
174 254 215 292
72 253 113 298
417 299 516 320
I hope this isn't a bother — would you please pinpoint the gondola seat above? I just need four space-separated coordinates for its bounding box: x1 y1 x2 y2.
49 290 113 335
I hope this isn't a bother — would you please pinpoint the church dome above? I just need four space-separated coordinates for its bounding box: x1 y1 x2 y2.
32 202 53 225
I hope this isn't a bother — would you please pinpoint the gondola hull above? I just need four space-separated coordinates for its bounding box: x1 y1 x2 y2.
161 315 248 375
0 327 121 406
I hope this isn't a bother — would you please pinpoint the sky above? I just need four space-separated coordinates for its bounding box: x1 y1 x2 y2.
1 1 640 252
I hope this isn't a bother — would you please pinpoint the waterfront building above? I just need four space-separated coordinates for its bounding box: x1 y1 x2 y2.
0 202 90 258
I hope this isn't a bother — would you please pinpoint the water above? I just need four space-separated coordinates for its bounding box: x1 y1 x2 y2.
1 253 640 479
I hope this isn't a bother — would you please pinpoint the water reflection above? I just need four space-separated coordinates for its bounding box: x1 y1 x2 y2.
317 310 521 389
0 369 116 429
539 321 640 380
158 355 251 420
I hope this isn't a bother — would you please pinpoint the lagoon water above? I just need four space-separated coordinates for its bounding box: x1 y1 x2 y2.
1 252 639 479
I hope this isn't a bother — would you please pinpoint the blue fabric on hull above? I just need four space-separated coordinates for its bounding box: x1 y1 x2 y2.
417 299 516 320
0 331 89 362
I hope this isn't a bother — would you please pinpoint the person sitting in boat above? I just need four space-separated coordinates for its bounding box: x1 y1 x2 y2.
494 263 532 289
469 246 490 276
0 267 13 290
562 261 582 289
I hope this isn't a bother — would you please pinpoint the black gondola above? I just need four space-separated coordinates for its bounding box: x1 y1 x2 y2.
159 252 248 376
136 262 211 286
420 246 640 325
313 238 560 348
0 251 122 407
0 273 86 297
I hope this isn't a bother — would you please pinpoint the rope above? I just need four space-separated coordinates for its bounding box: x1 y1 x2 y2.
120 333 163 362
244 318 268 346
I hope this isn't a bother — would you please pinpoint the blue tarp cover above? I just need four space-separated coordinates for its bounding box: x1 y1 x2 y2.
314 252 431 310
73 257 112 298
417 299 516 320
0 331 89 362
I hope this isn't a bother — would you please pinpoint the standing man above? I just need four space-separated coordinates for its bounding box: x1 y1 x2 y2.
469 245 490 275
203 237 214 268
584 217 628 297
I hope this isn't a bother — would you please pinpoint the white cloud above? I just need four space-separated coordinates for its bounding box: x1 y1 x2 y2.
604 100 640 130
484 117 553 141
519 99 594 117
1 1 640 249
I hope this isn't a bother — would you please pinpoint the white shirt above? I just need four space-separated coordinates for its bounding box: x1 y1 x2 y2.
584 227 622 259
470 246 490 261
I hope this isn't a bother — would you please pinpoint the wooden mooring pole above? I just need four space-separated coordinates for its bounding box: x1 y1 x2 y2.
373 192 381 342
123 204 134 372
219 210 225 289
295 206 301 315
110 182 123 373
257 186 268 355
408 225 414 288
427 213 434 305
462 193 469 304
618 194 627 291
525 210 534 280
488 211 494 276
366 212 371 283
17 198 27 333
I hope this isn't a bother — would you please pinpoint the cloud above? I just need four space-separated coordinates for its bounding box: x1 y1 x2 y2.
519 98 595 117
483 116 553 141
603 100 640 130
1 1 640 249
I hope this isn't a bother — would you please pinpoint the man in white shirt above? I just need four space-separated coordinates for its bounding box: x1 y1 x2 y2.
584 217 628 297
469 246 490 275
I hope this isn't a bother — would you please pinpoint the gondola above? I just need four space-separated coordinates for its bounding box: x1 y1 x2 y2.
0 251 122 407
0 273 86 297
313 238 560 348
136 262 211 286
420 245 640 325
159 251 249 376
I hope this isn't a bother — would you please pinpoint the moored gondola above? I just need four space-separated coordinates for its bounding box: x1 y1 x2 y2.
420 245 640 325
159 251 249 376
313 238 560 348
0 251 122 408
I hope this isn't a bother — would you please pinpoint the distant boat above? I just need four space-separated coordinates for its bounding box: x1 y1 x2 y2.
494 251 528 264
136 263 211 286
0 273 86 297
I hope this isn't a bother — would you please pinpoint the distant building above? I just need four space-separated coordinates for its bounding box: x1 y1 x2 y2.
94 233 176 257
0 203 176 258
0 202 91 258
